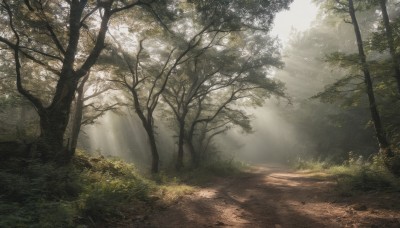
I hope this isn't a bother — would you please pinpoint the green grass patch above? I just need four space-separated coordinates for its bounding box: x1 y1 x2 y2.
153 159 248 186
0 151 249 227
0 150 153 227
295 156 400 195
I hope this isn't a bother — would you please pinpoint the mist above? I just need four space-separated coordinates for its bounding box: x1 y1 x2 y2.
2 0 386 170
78 0 380 168
3 1 400 227
82 109 176 171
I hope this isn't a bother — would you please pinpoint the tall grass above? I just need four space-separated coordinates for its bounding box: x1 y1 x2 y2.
0 150 250 227
0 150 152 227
296 153 400 194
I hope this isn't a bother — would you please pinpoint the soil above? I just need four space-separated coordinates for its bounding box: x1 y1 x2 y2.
138 164 400 227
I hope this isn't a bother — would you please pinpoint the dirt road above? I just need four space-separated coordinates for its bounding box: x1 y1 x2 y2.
146 165 400 228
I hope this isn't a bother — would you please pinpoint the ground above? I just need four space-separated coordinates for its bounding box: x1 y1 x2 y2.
140 165 400 227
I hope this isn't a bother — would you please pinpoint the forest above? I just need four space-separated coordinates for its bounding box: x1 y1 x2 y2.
1 0 400 227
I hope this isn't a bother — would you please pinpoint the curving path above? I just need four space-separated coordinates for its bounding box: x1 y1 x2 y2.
146 165 400 228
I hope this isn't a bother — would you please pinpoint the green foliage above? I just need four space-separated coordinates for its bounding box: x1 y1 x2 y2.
0 161 82 228
80 178 149 221
296 153 400 195
201 159 247 176
164 159 247 186
295 159 330 171
0 150 152 227
383 149 400 177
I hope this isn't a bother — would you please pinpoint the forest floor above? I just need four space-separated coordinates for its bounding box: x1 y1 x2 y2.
140 164 400 228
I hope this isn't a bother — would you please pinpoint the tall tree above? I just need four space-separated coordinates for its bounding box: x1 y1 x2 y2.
0 0 148 160
68 71 119 155
324 0 393 156
164 37 285 168
378 0 400 95
109 0 292 172
111 26 218 173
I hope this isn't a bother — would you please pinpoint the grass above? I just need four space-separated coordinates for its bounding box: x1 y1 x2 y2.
295 155 400 195
154 159 248 186
0 150 247 227
0 150 186 227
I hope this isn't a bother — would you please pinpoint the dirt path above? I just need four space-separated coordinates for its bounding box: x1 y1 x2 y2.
145 165 400 228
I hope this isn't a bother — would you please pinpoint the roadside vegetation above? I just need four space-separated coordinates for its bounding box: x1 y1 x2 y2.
0 149 246 228
296 151 400 195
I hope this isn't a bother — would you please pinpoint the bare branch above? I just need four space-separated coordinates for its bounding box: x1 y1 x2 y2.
1 0 44 111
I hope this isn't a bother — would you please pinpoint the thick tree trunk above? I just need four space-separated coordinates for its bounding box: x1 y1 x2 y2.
37 77 78 161
348 0 393 157
379 0 400 95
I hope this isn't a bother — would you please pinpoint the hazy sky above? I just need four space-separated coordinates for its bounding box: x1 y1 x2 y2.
272 0 318 45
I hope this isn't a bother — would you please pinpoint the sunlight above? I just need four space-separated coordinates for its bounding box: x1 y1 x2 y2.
272 0 319 46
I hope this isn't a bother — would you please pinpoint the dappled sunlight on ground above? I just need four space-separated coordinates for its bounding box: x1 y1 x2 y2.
142 165 400 228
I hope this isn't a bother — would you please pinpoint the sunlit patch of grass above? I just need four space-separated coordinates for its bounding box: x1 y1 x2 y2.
155 184 196 204
295 159 330 171
295 156 400 194
328 165 400 195
0 149 156 227
147 159 248 204
0 150 251 227
152 159 248 187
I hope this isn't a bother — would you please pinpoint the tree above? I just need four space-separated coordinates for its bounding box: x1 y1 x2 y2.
107 0 292 172
68 71 120 155
163 31 286 168
110 24 219 172
378 0 400 95
0 0 149 160
319 0 393 157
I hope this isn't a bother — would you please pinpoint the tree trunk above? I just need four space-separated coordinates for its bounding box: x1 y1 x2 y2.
38 110 70 160
147 127 160 173
69 74 89 156
130 89 160 173
187 139 199 167
31 73 77 161
348 0 393 157
187 122 199 167
379 0 400 96
16 104 28 140
176 119 185 170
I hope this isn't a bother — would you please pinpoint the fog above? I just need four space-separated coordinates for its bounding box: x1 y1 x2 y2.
84 110 176 171
1 0 386 171
217 102 303 164
80 0 378 167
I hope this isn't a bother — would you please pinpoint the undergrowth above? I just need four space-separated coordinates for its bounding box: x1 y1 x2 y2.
296 152 400 195
153 159 248 186
0 151 246 227
0 150 153 227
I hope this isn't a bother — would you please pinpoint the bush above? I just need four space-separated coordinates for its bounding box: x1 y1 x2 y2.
0 161 82 228
160 159 248 186
80 173 150 222
295 159 330 171
296 153 400 193
0 150 152 227
202 159 247 176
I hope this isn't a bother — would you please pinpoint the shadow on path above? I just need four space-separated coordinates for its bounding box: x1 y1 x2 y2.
144 164 400 228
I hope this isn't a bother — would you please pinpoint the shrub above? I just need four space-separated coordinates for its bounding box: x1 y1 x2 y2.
0 151 152 227
296 153 400 193
80 175 150 222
